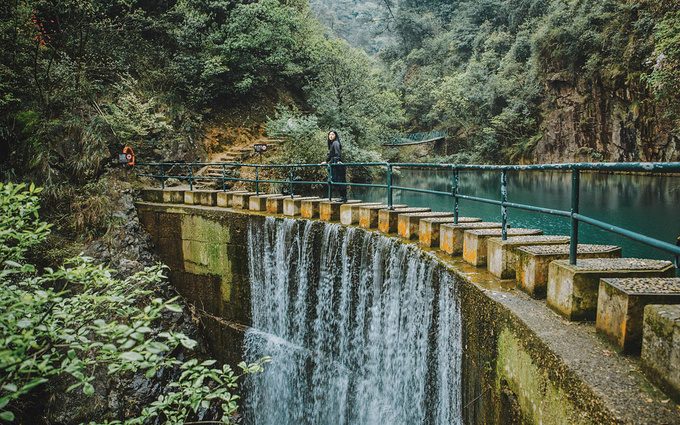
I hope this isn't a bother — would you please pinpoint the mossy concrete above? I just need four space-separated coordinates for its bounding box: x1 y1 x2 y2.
642 304 680 404
136 202 680 424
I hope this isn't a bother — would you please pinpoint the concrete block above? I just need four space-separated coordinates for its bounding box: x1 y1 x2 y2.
516 244 622 299
340 203 382 226
642 304 680 403
301 198 328 218
184 191 200 205
231 192 257 209
463 228 542 267
319 200 361 222
198 190 218 206
216 190 247 208
396 212 451 239
419 216 481 248
597 278 680 354
398 212 455 240
266 195 293 214
162 189 185 204
378 207 430 234
140 189 164 203
358 204 407 229
284 197 319 217
486 235 570 279
546 258 676 322
439 222 503 255
249 194 280 211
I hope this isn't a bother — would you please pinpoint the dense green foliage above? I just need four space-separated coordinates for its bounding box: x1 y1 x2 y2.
1 0 402 238
315 0 680 163
0 182 268 423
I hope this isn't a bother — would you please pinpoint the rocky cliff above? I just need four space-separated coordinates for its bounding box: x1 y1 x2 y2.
535 73 679 163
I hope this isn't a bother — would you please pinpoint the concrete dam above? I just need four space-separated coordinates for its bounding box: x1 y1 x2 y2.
137 191 680 424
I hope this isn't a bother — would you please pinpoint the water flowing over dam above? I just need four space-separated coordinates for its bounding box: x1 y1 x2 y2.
243 217 462 425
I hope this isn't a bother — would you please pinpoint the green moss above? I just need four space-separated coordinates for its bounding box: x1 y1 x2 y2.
496 328 585 425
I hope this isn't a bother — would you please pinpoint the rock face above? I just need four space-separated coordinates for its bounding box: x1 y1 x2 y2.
44 177 212 425
535 74 679 163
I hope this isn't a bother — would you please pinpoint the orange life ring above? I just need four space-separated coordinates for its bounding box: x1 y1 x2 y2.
123 146 135 166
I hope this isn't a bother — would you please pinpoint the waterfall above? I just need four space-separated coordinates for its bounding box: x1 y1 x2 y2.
244 217 462 424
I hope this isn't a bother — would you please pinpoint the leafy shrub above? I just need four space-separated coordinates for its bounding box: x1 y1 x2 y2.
0 182 268 423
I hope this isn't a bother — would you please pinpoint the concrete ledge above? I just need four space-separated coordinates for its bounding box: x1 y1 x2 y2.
516 244 622 299
397 212 453 240
642 304 680 403
249 194 281 211
217 190 247 208
358 204 407 229
320 200 361 221
231 192 257 209
284 196 319 217
419 216 481 248
486 235 570 279
340 202 383 226
440 222 503 255
378 207 430 234
463 228 542 267
597 278 680 354
546 258 676 322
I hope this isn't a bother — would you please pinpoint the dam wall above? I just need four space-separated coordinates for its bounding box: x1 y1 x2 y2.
137 201 679 424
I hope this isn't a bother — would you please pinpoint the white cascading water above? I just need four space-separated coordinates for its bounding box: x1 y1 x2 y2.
244 217 462 424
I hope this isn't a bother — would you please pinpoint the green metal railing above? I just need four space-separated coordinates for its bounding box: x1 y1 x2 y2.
137 161 680 268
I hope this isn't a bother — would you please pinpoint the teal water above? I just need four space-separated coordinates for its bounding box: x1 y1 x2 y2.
351 169 680 265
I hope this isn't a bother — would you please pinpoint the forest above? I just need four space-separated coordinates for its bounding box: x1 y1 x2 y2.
1 0 679 423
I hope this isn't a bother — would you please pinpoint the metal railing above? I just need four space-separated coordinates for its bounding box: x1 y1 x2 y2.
137 161 680 268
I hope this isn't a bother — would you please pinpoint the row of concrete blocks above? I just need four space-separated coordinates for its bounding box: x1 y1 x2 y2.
142 188 680 401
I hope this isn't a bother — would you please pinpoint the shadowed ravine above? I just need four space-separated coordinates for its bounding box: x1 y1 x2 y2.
243 217 462 424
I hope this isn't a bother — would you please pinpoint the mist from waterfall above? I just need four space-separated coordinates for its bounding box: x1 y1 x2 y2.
244 217 462 425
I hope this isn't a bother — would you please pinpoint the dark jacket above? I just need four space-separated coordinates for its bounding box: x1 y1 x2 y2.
326 140 342 163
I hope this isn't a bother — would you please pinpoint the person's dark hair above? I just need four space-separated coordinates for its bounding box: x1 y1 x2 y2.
327 130 340 150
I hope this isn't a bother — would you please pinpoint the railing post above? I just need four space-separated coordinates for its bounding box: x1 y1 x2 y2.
289 166 294 198
387 163 393 209
255 166 259 196
189 165 193 191
570 168 580 265
327 164 332 201
501 169 508 241
452 166 459 224
160 164 165 190
222 164 226 192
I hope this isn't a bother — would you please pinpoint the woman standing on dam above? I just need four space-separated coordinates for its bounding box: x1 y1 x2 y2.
320 130 347 202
